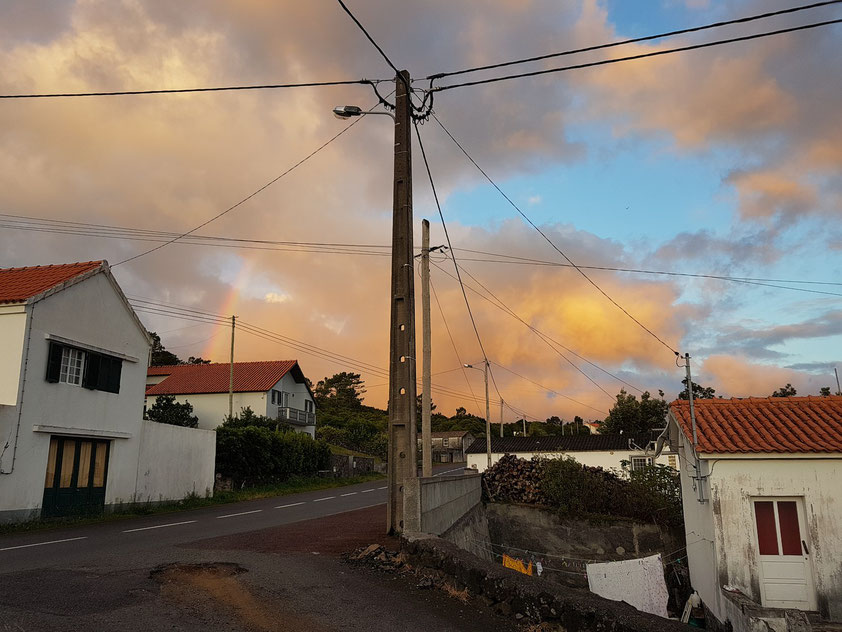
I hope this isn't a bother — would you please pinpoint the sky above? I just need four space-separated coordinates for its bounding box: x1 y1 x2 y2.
0 0 840 421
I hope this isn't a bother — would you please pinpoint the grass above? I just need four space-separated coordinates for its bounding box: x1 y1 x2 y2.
328 444 383 464
0 472 385 536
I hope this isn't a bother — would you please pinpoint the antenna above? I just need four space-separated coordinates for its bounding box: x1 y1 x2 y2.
835 367 841 396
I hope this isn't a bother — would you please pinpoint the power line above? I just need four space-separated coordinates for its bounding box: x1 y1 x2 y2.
112 106 370 267
431 114 680 356
0 79 382 100
436 258 639 395
432 18 842 92
428 1 842 80
491 362 608 415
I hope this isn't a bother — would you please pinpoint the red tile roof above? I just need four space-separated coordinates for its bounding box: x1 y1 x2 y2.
670 396 842 454
146 360 298 395
0 261 104 304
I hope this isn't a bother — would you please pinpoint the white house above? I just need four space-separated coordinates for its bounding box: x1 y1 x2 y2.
665 396 842 628
145 360 317 437
0 261 215 523
418 431 475 463
465 433 677 474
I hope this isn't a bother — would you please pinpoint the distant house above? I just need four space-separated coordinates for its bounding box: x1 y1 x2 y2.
0 261 215 523
418 431 475 463
146 360 316 437
666 396 842 627
465 433 677 474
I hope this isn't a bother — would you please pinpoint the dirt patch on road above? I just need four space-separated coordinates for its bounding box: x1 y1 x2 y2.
151 562 330 632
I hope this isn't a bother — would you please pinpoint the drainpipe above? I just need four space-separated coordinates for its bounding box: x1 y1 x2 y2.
683 353 706 503
1 302 35 475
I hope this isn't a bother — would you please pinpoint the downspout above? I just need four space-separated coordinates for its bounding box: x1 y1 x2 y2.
1 301 35 475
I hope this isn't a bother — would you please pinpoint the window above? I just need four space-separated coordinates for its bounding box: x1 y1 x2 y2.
442 437 450 447
46 341 122 394
754 499 804 556
668 455 677 469
271 389 289 407
630 456 653 472
304 400 314 413
59 347 85 385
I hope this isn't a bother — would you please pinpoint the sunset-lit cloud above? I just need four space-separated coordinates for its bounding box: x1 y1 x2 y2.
0 0 839 420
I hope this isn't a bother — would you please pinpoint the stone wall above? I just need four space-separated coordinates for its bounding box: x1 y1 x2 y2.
441 502 492 561
402 533 690 631
330 454 376 477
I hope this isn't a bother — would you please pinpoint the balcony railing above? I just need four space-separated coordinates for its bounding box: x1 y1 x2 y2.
276 406 316 427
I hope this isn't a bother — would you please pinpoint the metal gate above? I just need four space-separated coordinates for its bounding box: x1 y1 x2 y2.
42 436 110 518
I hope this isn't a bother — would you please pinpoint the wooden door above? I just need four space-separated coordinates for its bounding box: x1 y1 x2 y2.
753 498 817 610
42 436 110 518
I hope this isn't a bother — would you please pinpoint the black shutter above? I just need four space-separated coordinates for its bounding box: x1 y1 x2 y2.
46 342 63 383
103 356 122 394
83 352 101 390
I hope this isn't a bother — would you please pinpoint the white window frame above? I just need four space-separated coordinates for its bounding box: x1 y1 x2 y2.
59 347 85 386
629 455 653 472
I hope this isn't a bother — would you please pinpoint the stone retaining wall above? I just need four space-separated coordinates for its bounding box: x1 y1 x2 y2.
402 533 690 631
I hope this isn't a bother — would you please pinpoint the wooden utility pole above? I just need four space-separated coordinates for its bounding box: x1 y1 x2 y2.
421 219 432 478
387 70 418 534
228 315 235 420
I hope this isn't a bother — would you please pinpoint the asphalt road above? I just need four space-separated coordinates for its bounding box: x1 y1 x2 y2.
0 462 470 573
0 462 514 632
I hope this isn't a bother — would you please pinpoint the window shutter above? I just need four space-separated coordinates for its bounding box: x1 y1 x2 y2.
46 342 63 382
83 353 101 390
105 357 122 394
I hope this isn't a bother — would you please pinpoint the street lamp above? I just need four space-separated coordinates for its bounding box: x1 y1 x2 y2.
332 104 395 121
464 361 491 470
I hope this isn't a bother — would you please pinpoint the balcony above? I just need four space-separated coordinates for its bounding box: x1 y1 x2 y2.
276 406 316 427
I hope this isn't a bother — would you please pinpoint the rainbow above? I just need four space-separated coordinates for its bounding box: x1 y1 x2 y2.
203 257 256 361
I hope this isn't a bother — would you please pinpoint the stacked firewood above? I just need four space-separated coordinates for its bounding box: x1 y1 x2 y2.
482 454 548 505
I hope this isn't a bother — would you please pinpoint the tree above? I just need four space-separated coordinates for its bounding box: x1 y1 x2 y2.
314 372 366 408
600 389 668 435
148 331 181 366
146 395 198 428
678 378 716 400
187 356 211 365
771 383 797 397
820 386 832 397
454 406 468 417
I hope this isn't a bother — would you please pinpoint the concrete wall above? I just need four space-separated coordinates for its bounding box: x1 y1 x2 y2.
403 473 481 535
674 417 842 623
0 305 27 406
467 449 676 474
135 421 216 503
0 272 151 521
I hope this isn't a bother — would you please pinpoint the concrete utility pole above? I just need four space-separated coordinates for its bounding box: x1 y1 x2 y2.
484 361 491 468
523 417 527 436
420 219 433 478
499 398 504 438
387 70 418 535
228 315 236 420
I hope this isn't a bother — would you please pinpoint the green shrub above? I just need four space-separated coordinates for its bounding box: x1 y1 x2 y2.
216 425 331 487
316 425 387 461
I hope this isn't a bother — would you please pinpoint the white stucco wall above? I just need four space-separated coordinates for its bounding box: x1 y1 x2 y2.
0 271 151 520
466 449 676 474
145 391 266 431
135 421 216 502
674 417 842 623
0 305 27 406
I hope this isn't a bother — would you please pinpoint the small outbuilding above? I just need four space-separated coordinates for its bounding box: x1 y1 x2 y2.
666 396 842 627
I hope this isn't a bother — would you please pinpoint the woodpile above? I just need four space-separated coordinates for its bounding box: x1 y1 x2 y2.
482 454 548 505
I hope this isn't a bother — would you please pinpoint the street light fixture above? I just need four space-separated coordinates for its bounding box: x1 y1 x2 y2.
332 104 395 121
464 361 492 470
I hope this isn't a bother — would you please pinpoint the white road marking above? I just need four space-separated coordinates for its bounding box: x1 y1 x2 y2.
0 536 87 552
313 496 335 502
340 492 357 497
361 488 375 493
123 520 196 533
377 486 387 490
216 509 262 519
275 502 306 509
434 467 467 477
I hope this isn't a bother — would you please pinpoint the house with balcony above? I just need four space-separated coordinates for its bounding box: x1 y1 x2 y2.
145 360 316 436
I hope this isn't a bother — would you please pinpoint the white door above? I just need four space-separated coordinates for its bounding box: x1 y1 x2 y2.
752 498 817 610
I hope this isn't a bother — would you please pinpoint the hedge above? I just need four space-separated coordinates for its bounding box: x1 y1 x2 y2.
216 426 332 487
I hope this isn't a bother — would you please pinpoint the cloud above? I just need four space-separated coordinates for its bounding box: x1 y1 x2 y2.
264 292 290 305
700 355 829 399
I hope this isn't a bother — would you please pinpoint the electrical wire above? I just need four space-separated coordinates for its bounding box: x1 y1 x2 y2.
431 114 680 356
428 1 842 80
438 259 645 393
431 18 842 92
112 102 376 267
0 79 383 99
490 362 608 415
